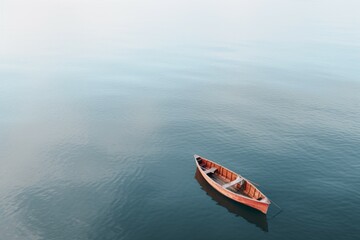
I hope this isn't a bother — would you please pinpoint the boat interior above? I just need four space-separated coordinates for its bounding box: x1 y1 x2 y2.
196 156 265 201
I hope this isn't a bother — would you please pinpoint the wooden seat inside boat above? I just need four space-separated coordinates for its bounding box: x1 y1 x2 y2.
203 167 218 174
222 176 244 189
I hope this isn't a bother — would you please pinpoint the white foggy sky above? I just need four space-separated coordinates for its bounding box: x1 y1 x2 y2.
1 0 359 57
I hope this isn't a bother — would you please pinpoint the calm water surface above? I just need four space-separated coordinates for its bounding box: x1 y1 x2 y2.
1 0 360 239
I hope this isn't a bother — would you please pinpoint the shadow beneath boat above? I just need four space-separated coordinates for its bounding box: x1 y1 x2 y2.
194 169 269 232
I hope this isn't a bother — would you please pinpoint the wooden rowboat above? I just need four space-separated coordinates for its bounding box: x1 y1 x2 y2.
194 154 271 214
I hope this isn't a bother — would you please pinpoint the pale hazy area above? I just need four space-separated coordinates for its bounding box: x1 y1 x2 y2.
2 0 360 53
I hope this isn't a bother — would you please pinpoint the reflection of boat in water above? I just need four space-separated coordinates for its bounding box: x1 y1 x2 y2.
195 169 269 232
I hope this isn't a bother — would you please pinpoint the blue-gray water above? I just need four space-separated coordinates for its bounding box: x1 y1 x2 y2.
1 0 360 239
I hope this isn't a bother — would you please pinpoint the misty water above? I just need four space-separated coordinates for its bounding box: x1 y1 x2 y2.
1 0 360 239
